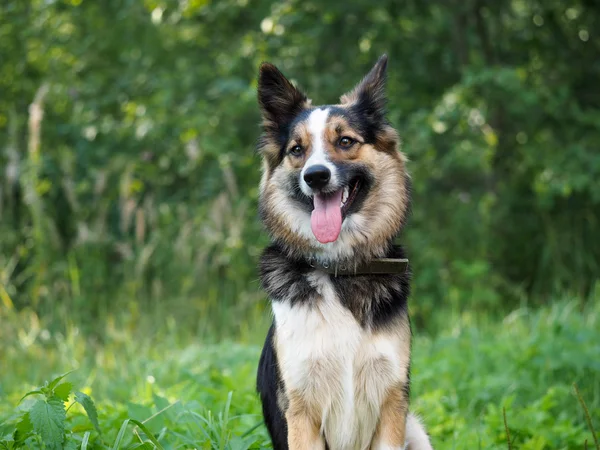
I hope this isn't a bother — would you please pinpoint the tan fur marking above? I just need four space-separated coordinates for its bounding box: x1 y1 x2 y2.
286 391 325 450
375 124 402 154
289 122 311 148
322 116 364 161
260 140 283 170
351 144 410 254
284 154 306 170
371 383 408 448
369 317 411 449
285 122 313 169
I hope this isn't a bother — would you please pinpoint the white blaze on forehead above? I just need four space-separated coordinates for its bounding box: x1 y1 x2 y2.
306 108 329 164
301 108 338 194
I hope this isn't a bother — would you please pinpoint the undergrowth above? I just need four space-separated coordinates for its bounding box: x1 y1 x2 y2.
1 299 598 449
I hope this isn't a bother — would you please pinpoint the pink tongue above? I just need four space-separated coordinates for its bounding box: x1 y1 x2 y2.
311 190 343 243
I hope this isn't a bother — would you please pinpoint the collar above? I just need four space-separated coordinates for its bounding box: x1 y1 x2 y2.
305 256 409 276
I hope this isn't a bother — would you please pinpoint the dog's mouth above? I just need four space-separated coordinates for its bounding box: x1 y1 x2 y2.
310 177 362 244
341 177 362 216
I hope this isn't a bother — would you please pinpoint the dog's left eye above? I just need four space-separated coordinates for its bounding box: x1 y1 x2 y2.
338 137 355 148
289 145 303 156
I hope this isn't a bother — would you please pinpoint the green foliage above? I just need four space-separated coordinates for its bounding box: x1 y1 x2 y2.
53 384 73 403
574 383 600 450
0 1 599 447
74 392 101 435
0 369 268 449
29 397 66 449
0 0 598 334
1 300 598 448
5 373 74 448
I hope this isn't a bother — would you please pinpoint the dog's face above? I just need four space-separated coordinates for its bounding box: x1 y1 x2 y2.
257 55 410 262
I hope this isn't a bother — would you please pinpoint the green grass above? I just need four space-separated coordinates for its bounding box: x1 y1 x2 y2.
1 299 598 449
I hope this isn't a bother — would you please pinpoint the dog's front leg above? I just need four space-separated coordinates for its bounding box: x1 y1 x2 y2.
286 392 325 450
370 384 408 450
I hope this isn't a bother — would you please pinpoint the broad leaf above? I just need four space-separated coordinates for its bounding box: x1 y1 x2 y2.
29 397 66 449
13 413 33 445
53 382 73 402
74 392 101 434
45 371 75 393
63 437 78 450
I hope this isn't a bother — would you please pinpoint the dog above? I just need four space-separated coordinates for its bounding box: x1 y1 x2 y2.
255 55 433 450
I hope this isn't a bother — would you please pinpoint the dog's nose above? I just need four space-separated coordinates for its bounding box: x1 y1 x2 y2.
303 165 331 190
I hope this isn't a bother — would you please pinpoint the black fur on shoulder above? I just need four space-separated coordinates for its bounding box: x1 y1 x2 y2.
259 244 410 329
329 245 410 329
259 244 319 306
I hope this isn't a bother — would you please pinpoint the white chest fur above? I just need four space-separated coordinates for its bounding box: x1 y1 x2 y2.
272 272 407 450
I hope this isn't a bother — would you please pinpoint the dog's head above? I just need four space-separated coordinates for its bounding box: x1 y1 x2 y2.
257 55 410 263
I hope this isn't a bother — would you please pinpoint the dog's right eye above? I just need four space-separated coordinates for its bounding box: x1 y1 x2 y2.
289 145 303 156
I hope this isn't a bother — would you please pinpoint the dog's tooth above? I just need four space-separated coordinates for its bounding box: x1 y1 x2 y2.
342 187 349 203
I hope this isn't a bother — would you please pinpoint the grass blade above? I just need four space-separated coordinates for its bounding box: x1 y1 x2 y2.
111 419 130 450
130 419 165 450
573 383 599 450
503 407 512 450
241 421 263 438
81 431 90 450
221 392 233 449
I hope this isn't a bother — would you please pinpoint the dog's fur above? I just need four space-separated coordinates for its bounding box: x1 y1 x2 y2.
255 55 433 450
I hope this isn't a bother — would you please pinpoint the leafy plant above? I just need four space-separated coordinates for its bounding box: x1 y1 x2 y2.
1 372 98 449
0 369 268 450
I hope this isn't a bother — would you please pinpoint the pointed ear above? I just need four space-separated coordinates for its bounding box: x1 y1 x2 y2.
340 54 388 119
258 63 308 129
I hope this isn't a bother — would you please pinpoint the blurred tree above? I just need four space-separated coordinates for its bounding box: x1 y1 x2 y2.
0 0 598 332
